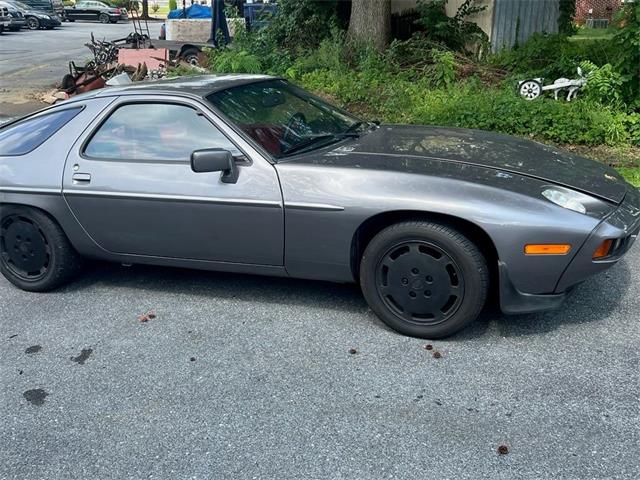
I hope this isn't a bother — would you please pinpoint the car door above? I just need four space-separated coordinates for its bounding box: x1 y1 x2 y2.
69 1 88 20
87 1 101 20
62 96 284 266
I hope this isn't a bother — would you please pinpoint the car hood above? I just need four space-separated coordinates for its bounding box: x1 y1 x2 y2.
299 125 627 204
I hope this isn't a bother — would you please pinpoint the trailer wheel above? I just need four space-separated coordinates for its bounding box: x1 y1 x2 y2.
180 47 201 66
518 79 542 100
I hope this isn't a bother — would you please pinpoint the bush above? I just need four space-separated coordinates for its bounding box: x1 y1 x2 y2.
580 61 626 106
415 0 488 54
169 0 177 11
109 0 131 8
298 67 640 147
261 0 339 51
206 48 263 74
489 33 616 80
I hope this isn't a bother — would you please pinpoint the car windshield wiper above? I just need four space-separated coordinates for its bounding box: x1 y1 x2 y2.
344 121 366 134
282 132 360 156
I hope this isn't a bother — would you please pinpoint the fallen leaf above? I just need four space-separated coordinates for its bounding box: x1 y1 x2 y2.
432 351 442 359
424 344 433 350
497 445 509 455
348 348 357 355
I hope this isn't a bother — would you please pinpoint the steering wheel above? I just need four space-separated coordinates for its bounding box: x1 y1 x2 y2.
282 113 308 147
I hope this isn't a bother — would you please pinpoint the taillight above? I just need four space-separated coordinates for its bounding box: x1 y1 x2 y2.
115 8 121 13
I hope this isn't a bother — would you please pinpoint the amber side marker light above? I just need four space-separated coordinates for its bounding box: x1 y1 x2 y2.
524 244 572 255
593 239 614 260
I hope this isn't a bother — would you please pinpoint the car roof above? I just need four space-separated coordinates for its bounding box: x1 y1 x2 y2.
88 74 277 100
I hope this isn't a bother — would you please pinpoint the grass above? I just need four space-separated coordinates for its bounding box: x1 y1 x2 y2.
566 144 640 186
616 167 640 187
149 5 169 18
569 27 616 42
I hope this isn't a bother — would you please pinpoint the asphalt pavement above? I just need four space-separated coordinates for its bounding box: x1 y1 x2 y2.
0 21 162 121
1 251 639 479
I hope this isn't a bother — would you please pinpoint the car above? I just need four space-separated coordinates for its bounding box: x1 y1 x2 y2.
0 5 10 32
6 0 60 28
0 1 27 30
65 0 127 23
16 0 63 23
0 75 638 338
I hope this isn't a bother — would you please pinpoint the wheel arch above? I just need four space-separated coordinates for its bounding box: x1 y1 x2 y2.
177 44 202 58
350 210 499 292
0 198 96 257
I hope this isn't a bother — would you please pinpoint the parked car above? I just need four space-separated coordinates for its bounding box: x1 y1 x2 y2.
8 0 61 28
0 75 638 338
0 0 27 30
17 0 63 20
0 5 10 32
65 1 127 23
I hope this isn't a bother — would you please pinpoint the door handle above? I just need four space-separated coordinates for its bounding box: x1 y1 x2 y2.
72 173 91 184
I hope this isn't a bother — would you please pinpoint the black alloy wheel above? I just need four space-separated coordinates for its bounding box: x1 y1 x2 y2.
375 240 464 326
360 221 488 338
0 207 83 291
0 215 50 282
26 17 40 29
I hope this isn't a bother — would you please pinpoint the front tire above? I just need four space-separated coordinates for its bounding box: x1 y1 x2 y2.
0 207 83 292
360 221 488 339
26 17 40 29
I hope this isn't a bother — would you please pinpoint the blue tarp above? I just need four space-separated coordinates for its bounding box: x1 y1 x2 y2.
167 4 212 19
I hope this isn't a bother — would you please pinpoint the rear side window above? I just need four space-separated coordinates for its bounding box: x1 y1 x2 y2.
0 108 82 156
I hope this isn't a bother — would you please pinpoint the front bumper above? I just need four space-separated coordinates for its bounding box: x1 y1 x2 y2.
40 16 61 27
555 185 639 292
500 185 640 314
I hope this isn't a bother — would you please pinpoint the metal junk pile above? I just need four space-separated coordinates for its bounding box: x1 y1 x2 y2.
59 32 171 96
46 3 202 104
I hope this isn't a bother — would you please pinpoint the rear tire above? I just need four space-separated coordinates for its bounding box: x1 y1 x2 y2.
360 221 488 339
0 207 83 292
99 13 109 23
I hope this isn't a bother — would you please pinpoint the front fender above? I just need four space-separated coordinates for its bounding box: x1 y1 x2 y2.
277 162 604 294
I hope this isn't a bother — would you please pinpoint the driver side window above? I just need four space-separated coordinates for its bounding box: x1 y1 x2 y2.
84 102 241 162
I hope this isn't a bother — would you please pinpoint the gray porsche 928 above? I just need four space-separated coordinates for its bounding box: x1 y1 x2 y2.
1 75 638 338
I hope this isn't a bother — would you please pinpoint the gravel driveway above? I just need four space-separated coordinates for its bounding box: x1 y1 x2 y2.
1 251 638 479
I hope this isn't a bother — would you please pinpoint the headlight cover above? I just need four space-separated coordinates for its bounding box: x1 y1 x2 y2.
542 188 587 214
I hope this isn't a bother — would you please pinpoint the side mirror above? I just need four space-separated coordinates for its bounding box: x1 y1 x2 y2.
190 148 239 184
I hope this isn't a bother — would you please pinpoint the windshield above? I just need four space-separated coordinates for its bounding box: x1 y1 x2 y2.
207 79 362 158
10 1 30 9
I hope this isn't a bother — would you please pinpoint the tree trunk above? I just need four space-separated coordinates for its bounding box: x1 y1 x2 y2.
348 0 391 50
140 0 150 19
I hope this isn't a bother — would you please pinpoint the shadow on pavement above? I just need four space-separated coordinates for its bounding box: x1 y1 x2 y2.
457 259 632 340
48 256 634 340
59 261 369 314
